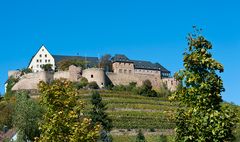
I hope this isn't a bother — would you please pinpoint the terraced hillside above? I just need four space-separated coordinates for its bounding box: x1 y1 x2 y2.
76 90 240 142
77 90 176 141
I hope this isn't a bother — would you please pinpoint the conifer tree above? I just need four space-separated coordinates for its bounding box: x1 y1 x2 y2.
136 129 146 142
90 91 113 142
171 28 237 141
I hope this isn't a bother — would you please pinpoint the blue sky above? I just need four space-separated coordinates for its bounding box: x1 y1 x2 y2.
0 0 239 104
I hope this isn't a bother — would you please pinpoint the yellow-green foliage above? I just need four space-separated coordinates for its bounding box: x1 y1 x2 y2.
171 29 238 142
36 79 100 142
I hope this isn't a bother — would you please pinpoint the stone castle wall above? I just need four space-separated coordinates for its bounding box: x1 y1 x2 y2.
12 72 53 91
106 72 162 88
10 66 177 91
82 68 106 88
162 78 179 91
54 71 69 80
112 62 134 74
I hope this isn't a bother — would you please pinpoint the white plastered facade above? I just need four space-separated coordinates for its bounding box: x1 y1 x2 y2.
28 45 55 72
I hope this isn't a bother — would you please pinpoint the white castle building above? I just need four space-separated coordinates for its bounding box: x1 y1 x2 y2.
28 46 55 72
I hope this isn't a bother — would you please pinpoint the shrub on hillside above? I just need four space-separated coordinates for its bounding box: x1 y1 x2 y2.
88 81 99 89
112 82 137 92
73 77 89 89
136 80 158 97
41 64 53 72
159 135 168 142
112 84 127 91
158 83 171 98
136 129 146 142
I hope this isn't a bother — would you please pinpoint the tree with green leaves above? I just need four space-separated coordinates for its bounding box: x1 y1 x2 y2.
171 28 238 141
20 68 33 75
13 92 42 141
90 91 113 142
5 76 19 99
99 54 112 72
56 59 87 71
136 129 146 142
36 79 100 142
41 64 53 72
138 80 158 97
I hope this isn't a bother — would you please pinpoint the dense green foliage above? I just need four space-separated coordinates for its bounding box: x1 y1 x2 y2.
88 81 99 89
90 91 113 142
137 80 158 97
36 79 100 142
5 76 19 99
13 92 42 141
99 54 112 72
111 81 169 98
56 59 88 71
20 68 33 74
90 91 113 131
136 129 146 142
41 64 53 71
73 77 89 89
171 30 238 141
0 98 15 130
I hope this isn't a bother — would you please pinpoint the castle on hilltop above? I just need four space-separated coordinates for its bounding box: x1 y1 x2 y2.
7 45 178 92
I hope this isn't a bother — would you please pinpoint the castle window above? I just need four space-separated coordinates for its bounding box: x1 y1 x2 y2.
39 54 42 57
119 69 122 73
37 59 39 62
48 59 50 62
101 83 103 85
42 49 44 51
129 70 132 74
91 75 93 78
45 60 47 63
124 69 127 73
40 59 42 63
45 54 47 57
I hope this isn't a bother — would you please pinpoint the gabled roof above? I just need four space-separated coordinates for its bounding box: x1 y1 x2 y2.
28 45 50 67
111 54 133 63
111 54 170 73
52 55 99 68
132 60 170 72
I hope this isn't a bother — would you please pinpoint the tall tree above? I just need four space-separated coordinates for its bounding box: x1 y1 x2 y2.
171 28 237 141
90 91 113 142
99 54 112 72
13 92 42 141
136 129 146 142
37 79 100 142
